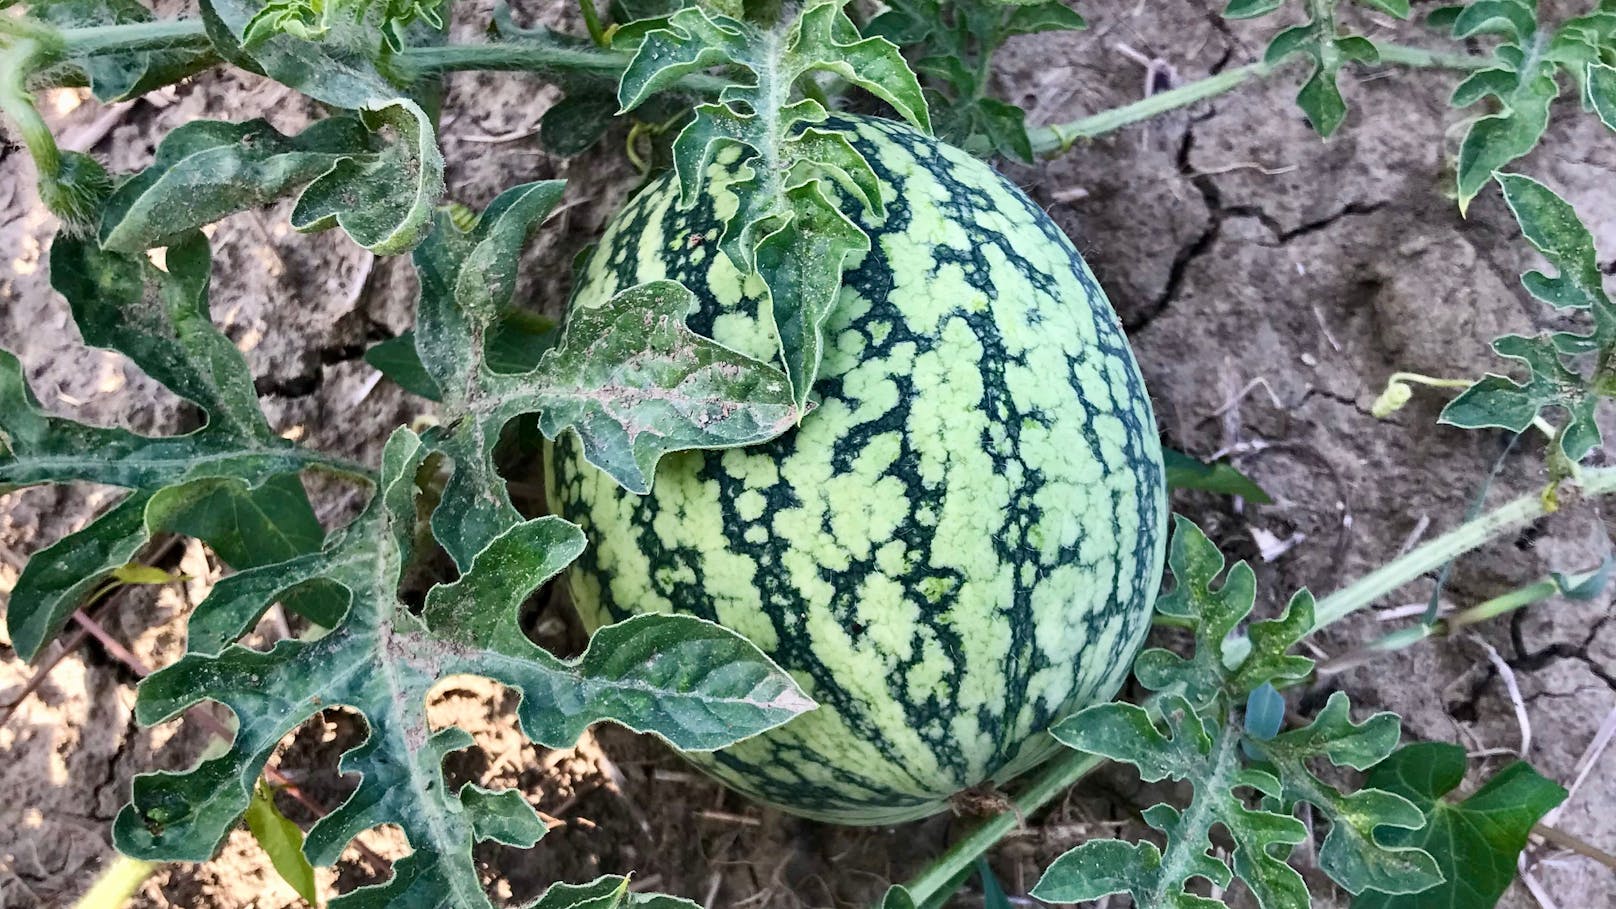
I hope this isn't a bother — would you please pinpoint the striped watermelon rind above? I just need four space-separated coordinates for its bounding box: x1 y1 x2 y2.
546 113 1167 825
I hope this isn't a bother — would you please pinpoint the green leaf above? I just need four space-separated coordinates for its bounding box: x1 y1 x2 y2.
1442 2 1616 211
1235 0 1411 136
871 0 1074 162
407 182 804 566
32 0 218 101
1353 743 1566 909
1163 448 1274 503
1439 175 1613 463
1 233 362 661
541 92 620 156
1590 63 1616 129
245 782 319 907
1035 518 1442 908
199 0 446 253
365 333 444 400
98 117 395 253
1003 2 1085 35
114 428 813 909
617 0 928 408
977 858 1011 909
881 887 917 909
1224 0 1284 18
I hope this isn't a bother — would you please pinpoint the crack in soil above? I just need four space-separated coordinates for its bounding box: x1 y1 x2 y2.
1127 99 1389 335
91 694 142 817
1127 115 1223 333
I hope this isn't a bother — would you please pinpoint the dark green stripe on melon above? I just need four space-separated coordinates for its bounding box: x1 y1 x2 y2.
547 114 1166 825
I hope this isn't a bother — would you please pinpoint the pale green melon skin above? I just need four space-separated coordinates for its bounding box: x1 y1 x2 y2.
546 115 1166 825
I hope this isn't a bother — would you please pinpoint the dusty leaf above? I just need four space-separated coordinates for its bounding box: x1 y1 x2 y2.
114 429 812 909
618 0 928 408
1 233 359 661
528 279 805 496
406 182 801 567
199 0 446 253
1440 174 1613 462
1034 518 1440 909
32 0 217 101
98 116 418 254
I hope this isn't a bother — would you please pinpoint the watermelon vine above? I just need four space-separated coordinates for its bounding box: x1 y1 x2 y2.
1 0 1614 907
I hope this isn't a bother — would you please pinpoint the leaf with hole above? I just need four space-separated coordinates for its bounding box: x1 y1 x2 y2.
1 233 361 661
113 429 812 909
405 181 805 568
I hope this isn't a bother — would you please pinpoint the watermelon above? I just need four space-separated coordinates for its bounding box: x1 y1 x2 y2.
545 114 1167 825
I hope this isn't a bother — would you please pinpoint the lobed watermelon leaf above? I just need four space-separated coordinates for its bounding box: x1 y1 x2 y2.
1440 0 1616 212
1 163 816 905
116 428 813 908
195 0 446 254
616 0 930 409
407 181 806 569
1032 517 1445 908
97 116 388 253
1225 0 1411 137
1 232 366 662
1440 173 1615 464
1351 743 1566 909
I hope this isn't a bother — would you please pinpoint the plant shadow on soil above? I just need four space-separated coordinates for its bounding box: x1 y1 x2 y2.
3 1 1616 907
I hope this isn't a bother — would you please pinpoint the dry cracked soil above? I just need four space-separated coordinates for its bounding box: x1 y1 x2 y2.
1 1 1614 907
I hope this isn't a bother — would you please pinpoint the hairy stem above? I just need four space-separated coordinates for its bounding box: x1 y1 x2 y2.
0 39 60 178
1314 574 1574 676
397 41 732 94
58 19 212 56
1027 42 1488 154
1311 467 1616 632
